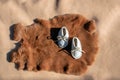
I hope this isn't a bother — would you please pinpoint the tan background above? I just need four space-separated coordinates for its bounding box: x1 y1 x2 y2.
0 0 120 80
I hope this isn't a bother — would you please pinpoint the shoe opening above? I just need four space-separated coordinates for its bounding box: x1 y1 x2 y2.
63 28 66 36
74 38 77 47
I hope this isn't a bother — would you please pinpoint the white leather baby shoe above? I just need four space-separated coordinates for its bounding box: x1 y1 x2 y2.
71 37 83 59
57 26 69 48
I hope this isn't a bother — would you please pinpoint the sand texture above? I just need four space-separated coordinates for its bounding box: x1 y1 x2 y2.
0 0 120 80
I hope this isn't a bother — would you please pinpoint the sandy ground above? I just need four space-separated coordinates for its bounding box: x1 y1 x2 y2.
0 0 120 80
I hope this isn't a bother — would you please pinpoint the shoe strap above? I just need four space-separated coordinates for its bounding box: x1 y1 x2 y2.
71 47 85 53
57 36 68 41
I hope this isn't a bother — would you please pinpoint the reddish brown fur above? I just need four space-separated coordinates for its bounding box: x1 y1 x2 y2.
10 14 99 75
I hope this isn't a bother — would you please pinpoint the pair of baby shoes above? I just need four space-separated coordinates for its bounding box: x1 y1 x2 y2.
57 26 85 59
